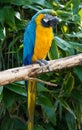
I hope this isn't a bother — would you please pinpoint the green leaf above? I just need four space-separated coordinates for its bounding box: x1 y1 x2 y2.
37 95 53 107
79 8 82 22
66 73 74 93
72 0 80 22
34 125 44 130
66 32 82 38
37 82 49 92
13 117 26 130
0 9 5 25
26 5 40 11
3 6 15 29
32 0 52 8
48 39 58 60
0 0 12 3
15 17 27 30
69 41 82 52
59 102 63 120
44 124 54 130
1 116 26 130
43 106 56 126
73 0 80 14
54 36 74 55
65 112 77 130
11 0 31 6
57 10 72 19
3 88 15 108
74 65 82 82
55 36 82 54
1 116 14 130
73 102 82 128
0 86 3 102
6 83 27 97
63 73 74 94
0 86 3 95
72 90 82 102
0 27 5 39
61 100 76 119
65 0 73 8
37 95 56 125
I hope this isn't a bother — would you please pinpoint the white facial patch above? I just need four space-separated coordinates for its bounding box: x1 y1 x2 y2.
43 18 49 23
43 14 55 23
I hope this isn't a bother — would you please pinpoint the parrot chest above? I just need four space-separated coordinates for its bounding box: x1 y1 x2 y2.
32 25 54 62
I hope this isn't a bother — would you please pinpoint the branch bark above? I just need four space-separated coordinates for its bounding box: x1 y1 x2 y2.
0 53 82 86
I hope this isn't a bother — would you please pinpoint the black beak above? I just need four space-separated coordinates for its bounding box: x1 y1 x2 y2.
49 16 58 28
42 14 58 28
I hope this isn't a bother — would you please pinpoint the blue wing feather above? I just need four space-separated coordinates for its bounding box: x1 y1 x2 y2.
23 20 36 65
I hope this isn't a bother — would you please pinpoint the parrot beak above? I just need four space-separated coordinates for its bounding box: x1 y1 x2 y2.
50 16 58 27
42 14 58 28
49 16 58 28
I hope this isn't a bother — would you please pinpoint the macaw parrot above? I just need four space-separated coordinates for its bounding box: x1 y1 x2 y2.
23 9 58 130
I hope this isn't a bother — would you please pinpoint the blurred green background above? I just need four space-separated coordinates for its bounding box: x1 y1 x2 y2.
0 0 82 130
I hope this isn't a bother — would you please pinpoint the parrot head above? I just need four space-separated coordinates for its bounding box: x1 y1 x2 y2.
32 9 58 28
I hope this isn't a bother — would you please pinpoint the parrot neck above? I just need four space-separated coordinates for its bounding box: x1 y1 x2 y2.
35 13 44 25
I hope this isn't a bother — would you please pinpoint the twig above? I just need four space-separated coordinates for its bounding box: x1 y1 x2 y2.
27 77 57 87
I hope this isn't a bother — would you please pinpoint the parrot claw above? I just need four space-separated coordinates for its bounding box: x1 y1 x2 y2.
36 59 50 71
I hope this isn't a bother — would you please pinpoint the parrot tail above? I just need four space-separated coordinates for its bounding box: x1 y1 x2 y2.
27 80 37 130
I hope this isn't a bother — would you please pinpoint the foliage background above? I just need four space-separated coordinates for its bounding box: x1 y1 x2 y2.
0 0 82 130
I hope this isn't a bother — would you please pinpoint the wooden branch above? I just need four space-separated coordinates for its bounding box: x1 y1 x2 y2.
0 53 82 86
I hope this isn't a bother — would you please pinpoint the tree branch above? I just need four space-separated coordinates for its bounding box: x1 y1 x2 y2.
0 53 82 86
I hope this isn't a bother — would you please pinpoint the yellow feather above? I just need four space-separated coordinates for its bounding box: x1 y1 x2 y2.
32 14 54 62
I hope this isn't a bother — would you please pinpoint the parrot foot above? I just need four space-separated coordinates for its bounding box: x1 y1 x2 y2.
36 59 50 71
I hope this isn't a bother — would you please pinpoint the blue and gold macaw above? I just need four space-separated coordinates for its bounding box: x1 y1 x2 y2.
23 9 58 130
